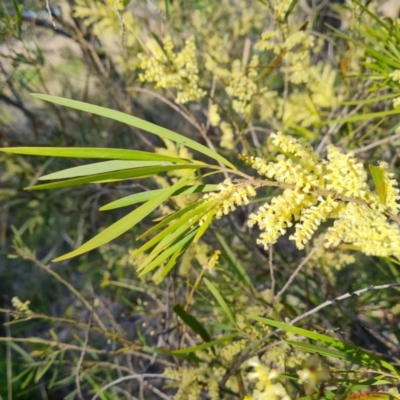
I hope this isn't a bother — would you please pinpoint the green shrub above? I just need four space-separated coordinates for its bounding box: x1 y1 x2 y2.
2 0 400 399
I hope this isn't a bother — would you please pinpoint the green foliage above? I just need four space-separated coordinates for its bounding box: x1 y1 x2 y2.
3 1 400 399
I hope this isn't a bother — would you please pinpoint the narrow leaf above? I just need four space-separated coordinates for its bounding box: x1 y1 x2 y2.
329 109 400 124
132 199 214 259
252 317 399 375
216 233 255 291
193 208 215 243
286 340 352 361
168 333 238 355
137 230 197 276
100 184 218 211
39 160 173 180
0 147 183 162
35 353 58 382
52 171 195 262
204 278 235 325
135 199 208 242
369 164 387 205
31 94 236 169
341 93 400 106
27 165 202 191
173 303 211 342
159 246 187 280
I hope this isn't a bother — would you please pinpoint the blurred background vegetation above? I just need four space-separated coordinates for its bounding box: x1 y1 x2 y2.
2 0 400 399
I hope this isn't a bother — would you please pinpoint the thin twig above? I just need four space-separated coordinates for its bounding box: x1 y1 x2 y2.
0 335 175 367
275 239 324 300
14 248 106 330
126 87 200 132
290 282 400 326
143 379 172 400
76 291 95 400
220 282 400 391
6 311 12 400
269 246 275 301
352 132 400 155
45 0 56 29
91 374 174 400
114 6 125 43
316 84 368 154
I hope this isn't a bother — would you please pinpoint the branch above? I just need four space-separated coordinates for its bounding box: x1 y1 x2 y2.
290 282 400 325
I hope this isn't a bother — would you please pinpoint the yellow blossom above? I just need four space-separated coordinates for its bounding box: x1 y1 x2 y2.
200 179 257 224
272 0 292 20
390 69 400 82
290 196 340 249
209 104 221 127
325 203 400 258
323 145 368 197
244 132 400 255
225 59 258 115
297 355 330 396
219 122 235 150
138 36 206 104
248 189 318 250
393 97 400 109
12 297 32 317
247 358 291 400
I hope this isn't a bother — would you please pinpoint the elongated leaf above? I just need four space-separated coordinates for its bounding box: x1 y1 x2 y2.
329 109 400 124
173 303 211 342
216 233 254 291
143 204 211 262
52 171 195 262
137 230 197 276
204 278 235 325
168 333 238 355
39 160 175 180
159 246 187 280
252 317 399 375
286 340 352 361
131 199 214 259
140 220 197 268
27 165 202 191
133 198 219 274
369 164 387 205
341 93 400 106
135 199 208 241
31 94 237 169
0 147 183 162
100 184 218 211
193 208 215 243
35 352 58 383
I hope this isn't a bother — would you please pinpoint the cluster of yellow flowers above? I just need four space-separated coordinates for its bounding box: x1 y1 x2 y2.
224 57 259 115
200 179 257 225
390 69 400 82
241 132 400 256
11 296 32 317
73 0 138 46
244 354 331 399
245 358 291 400
255 30 339 127
271 0 293 20
164 340 249 400
138 36 206 104
164 365 216 400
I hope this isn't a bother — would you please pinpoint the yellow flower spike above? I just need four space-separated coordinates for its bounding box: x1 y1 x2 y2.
11 296 33 316
203 250 221 271
297 355 330 396
138 36 206 104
